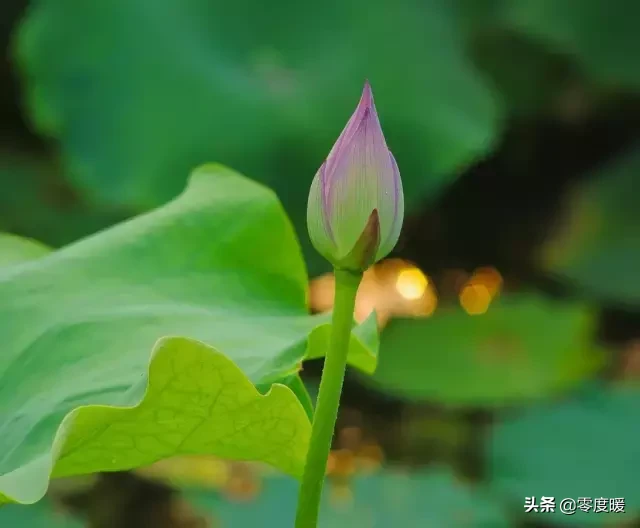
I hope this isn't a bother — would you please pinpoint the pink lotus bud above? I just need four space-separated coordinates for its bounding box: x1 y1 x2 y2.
307 81 404 271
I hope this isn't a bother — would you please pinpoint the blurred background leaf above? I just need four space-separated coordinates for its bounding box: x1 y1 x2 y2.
16 0 501 275
0 155 126 247
498 0 640 88
489 384 640 525
541 144 640 306
0 497 83 528
367 295 602 406
187 467 511 527
0 467 510 527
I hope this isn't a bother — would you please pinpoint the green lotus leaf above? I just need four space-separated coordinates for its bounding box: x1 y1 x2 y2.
368 295 602 406
0 233 51 268
0 164 378 504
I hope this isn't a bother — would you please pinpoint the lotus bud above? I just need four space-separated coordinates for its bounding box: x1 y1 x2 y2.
307 81 404 272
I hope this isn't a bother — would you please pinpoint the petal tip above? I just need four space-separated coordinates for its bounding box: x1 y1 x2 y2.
360 80 373 109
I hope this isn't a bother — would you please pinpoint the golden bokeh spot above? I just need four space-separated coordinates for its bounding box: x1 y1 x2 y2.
468 267 503 298
405 285 438 318
395 267 428 300
309 259 438 329
223 473 261 502
308 272 336 314
460 284 491 315
354 295 376 325
356 443 385 474
326 448 356 478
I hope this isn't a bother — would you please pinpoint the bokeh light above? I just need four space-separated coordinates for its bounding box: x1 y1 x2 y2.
310 259 438 328
460 284 492 315
470 267 503 297
459 267 503 315
395 268 428 300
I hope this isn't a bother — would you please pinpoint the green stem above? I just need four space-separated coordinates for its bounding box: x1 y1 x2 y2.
294 268 362 528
